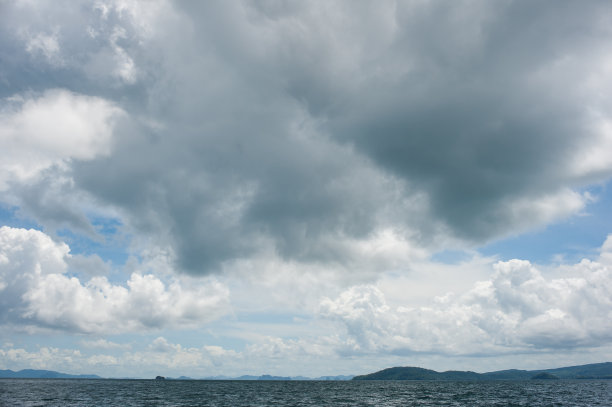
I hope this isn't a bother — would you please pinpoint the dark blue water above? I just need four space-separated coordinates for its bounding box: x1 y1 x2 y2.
1 379 611 406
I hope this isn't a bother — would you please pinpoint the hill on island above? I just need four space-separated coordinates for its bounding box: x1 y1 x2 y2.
352 362 612 381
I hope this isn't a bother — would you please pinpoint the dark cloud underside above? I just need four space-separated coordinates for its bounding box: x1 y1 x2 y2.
2 0 612 274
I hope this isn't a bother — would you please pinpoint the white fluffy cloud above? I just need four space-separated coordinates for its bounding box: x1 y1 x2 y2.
321 236 612 356
0 226 230 333
0 89 122 188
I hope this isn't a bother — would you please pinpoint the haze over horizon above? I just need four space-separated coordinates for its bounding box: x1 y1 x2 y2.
2 0 612 379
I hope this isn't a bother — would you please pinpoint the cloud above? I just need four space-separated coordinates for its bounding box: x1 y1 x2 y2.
6 1 612 379
67 253 112 277
320 235 612 356
25 30 62 66
0 345 84 372
0 335 329 378
80 338 131 351
0 89 122 188
0 226 230 334
324 1 612 242
108 26 137 84
2 0 612 277
0 337 232 377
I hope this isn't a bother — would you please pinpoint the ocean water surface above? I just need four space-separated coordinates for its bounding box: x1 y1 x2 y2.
1 378 611 406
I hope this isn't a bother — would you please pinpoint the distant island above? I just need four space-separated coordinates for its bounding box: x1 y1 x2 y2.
352 362 612 381
0 369 351 381
3 362 611 381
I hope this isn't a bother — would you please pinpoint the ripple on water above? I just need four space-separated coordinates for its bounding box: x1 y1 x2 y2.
1 379 611 406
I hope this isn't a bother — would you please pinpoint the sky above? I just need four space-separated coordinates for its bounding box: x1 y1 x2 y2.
1 0 612 379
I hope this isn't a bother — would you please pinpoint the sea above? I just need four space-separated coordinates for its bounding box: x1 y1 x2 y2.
1 379 611 406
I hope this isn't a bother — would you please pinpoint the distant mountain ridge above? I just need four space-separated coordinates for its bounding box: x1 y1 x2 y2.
352 362 612 381
0 369 101 379
0 369 352 381
5 363 610 381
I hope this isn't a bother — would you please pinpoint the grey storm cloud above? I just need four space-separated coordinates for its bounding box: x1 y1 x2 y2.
2 0 612 274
